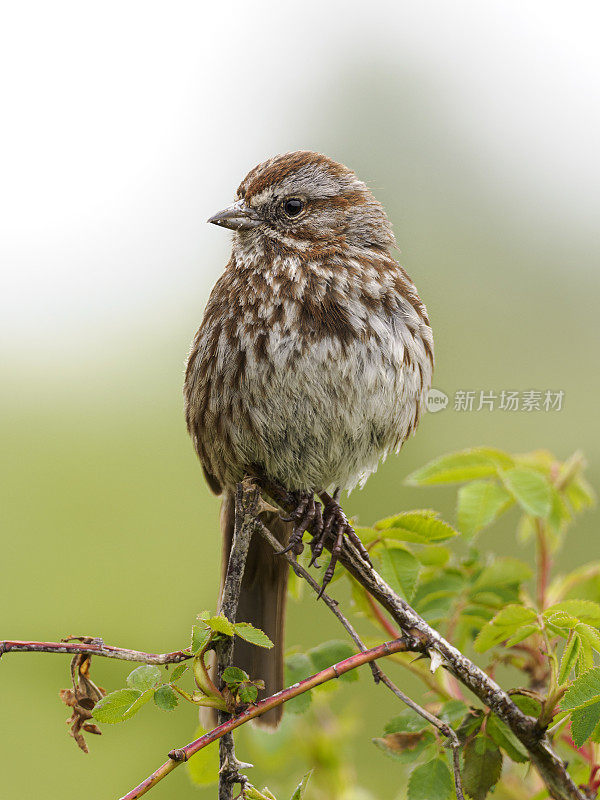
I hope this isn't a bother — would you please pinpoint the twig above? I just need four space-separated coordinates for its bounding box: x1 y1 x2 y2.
260 476 586 800
119 635 417 799
216 480 258 800
378 673 465 799
0 639 190 665
256 514 464 798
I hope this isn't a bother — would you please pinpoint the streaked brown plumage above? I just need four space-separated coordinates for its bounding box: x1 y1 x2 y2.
185 151 433 726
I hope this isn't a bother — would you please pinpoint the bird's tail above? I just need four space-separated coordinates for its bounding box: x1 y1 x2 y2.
204 489 289 730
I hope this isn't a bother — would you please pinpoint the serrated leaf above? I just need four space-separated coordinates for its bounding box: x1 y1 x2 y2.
474 558 532 590
406 448 514 486
290 770 312 800
126 664 161 692
238 683 258 703
204 615 235 636
501 468 552 518
575 623 600 654
233 622 274 648
571 702 600 747
546 601 600 626
559 636 580 684
474 605 537 653
154 684 179 711
170 662 190 682
462 735 502 800
456 710 484 741
308 640 357 682
222 666 249 685
122 688 154 719
375 545 420 601
186 726 219 786
562 667 600 710
505 624 539 647
578 633 595 673
408 758 453 800
93 689 141 724
438 700 469 725
284 653 313 714
486 715 528 763
374 509 458 543
191 625 212 654
457 481 512 537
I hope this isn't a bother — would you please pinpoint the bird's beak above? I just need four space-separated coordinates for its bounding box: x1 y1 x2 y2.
207 199 261 231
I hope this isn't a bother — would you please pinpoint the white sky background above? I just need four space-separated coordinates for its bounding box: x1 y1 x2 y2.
1 0 599 360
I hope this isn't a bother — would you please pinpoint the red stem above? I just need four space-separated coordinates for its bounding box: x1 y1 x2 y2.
119 636 414 800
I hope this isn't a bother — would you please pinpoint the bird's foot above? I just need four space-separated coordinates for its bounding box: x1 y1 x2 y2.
309 490 372 598
279 490 321 556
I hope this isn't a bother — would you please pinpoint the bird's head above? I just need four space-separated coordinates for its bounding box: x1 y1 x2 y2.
208 151 395 253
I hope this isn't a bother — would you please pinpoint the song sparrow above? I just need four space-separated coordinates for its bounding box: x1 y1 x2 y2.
184 151 434 726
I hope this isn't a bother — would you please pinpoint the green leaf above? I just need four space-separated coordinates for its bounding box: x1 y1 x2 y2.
154 684 179 711
234 622 274 648
384 708 430 735
486 715 528 763
575 623 600 654
186 726 219 786
474 605 537 653
417 545 451 566
191 625 212 654
406 448 514 486
462 735 502 800
562 667 600 710
245 787 277 800
505 624 539 647
126 665 161 692
571 702 600 747
284 653 313 714
511 693 542 716
474 558 532 590
290 770 312 800
170 662 190 682
408 758 453 800
438 700 469 725
122 688 154 719
546 600 600 626
238 683 258 704
375 545 420 601
501 468 552 518
222 666 249 685
565 476 596 513
204 615 235 636
374 509 458 543
457 480 512 537
559 636 581 684
308 640 357 682
93 689 141 724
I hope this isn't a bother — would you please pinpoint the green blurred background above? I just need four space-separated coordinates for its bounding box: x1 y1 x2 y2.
2 1 599 798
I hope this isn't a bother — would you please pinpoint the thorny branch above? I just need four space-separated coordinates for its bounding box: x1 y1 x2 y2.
255 514 465 799
119 635 420 799
215 479 257 800
0 639 191 664
260 476 587 800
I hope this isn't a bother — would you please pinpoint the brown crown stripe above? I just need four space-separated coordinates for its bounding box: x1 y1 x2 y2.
240 151 352 201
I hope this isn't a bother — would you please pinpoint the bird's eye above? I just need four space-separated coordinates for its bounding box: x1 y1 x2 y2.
283 198 304 218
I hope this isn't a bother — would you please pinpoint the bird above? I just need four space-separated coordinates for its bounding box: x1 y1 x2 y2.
184 151 434 727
